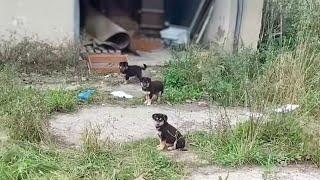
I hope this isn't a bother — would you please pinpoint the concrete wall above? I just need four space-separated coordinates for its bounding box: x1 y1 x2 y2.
204 0 264 52
204 0 238 52
0 0 79 44
239 0 264 49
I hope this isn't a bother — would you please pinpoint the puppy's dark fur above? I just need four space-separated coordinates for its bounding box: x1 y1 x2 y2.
141 77 164 105
119 62 147 82
152 113 186 151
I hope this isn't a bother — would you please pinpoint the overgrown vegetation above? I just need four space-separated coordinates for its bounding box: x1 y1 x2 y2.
0 37 84 74
0 139 183 179
164 0 320 167
0 67 48 142
189 115 306 167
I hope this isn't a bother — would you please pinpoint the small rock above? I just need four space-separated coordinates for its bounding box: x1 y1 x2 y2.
71 82 77 85
186 100 192 103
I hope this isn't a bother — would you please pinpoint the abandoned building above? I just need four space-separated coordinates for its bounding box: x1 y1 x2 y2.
0 0 263 52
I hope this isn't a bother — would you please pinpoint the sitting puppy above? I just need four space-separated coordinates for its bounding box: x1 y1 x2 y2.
141 77 164 105
152 113 187 151
119 62 147 83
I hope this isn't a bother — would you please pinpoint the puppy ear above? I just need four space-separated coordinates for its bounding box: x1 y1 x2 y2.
152 114 157 120
163 114 168 121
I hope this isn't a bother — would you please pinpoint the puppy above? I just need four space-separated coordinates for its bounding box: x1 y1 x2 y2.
152 113 186 151
119 62 147 83
141 77 164 106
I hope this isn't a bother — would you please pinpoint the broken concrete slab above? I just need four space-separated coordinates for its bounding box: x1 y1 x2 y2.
49 104 249 146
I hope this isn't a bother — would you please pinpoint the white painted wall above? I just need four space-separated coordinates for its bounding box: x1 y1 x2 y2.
0 0 79 44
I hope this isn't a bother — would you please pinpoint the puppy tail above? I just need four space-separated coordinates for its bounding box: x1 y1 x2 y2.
142 64 147 70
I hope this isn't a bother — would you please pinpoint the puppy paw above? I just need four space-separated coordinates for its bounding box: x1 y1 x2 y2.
167 147 176 151
147 102 152 106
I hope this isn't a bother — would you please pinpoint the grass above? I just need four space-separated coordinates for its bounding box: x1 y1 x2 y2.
164 46 265 105
188 115 306 167
0 67 86 142
0 139 184 179
44 90 77 113
0 37 84 75
0 67 49 142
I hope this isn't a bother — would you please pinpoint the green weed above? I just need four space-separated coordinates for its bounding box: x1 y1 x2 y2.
44 89 77 113
0 67 48 142
188 116 306 167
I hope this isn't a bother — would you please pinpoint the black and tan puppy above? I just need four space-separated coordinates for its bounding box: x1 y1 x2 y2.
141 77 164 105
119 62 147 83
152 113 186 151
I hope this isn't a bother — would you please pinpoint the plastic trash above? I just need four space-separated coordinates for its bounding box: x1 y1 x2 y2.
111 91 133 99
78 89 96 102
245 112 264 119
274 104 299 114
160 26 189 45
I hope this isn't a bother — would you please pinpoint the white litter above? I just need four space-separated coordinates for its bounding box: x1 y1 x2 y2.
160 26 189 45
245 112 264 119
274 104 299 113
110 91 133 99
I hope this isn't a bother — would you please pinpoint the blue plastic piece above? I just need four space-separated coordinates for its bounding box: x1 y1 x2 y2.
78 89 96 102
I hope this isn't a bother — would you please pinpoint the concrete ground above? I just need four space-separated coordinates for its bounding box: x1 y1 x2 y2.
50 104 249 146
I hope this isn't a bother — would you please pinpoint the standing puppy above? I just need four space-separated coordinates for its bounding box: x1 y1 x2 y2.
119 62 147 83
141 77 164 105
152 113 186 151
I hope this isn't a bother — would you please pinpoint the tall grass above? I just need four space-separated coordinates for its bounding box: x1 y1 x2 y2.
0 67 49 142
0 139 184 179
0 67 79 142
